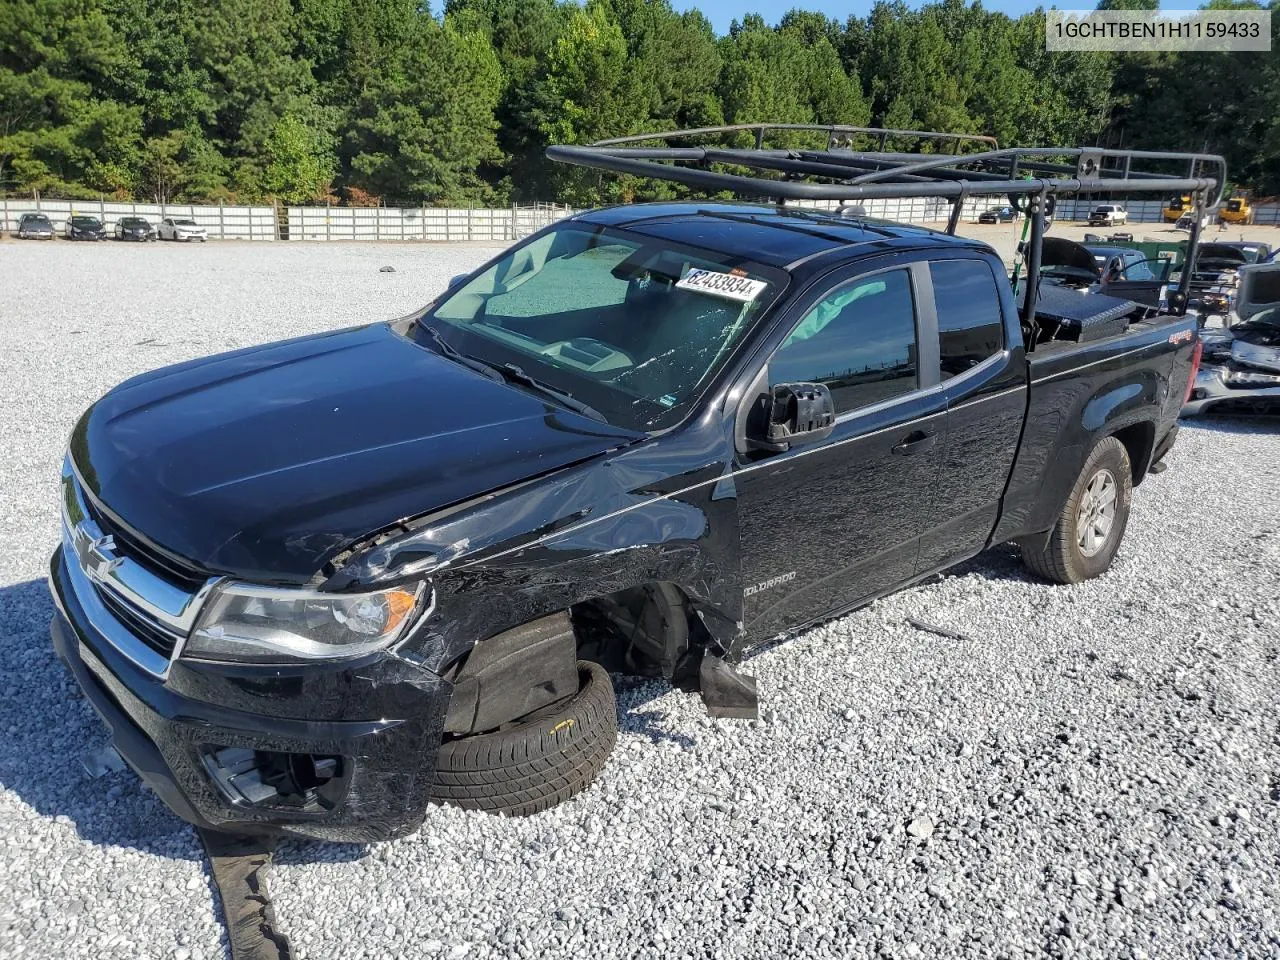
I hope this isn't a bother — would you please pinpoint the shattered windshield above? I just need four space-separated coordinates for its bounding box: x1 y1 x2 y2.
420 224 784 431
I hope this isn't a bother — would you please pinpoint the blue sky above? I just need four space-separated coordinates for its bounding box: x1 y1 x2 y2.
675 0 1209 34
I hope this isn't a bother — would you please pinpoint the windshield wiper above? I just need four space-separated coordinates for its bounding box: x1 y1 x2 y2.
418 323 506 382
492 363 606 422
417 323 606 422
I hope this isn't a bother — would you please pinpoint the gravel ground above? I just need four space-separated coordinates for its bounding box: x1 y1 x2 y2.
2 240 1280 960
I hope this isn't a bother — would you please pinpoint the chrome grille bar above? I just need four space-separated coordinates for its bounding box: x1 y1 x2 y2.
59 457 222 678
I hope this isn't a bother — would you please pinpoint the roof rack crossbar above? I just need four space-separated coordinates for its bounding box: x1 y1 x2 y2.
593 124 1000 153
547 144 1224 204
701 149 942 184
544 126 1225 334
796 150 1011 184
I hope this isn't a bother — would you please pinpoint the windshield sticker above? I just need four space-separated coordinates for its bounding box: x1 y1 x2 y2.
676 268 767 303
658 394 677 407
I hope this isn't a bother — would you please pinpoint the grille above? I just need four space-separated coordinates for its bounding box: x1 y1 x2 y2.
62 463 214 677
81 495 210 591
96 589 181 658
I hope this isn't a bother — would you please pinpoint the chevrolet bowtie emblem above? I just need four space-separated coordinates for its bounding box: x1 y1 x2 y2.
76 527 122 582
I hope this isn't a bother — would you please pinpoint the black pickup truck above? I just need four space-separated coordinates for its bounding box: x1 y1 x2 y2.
50 135 1211 842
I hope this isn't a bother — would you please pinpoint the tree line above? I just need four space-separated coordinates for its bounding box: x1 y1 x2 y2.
2 0 1277 207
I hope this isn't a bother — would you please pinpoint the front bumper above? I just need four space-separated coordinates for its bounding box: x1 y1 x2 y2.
49 547 452 841
1182 365 1280 417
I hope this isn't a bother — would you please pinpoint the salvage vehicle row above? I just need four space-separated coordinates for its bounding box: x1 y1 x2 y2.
8 214 206 241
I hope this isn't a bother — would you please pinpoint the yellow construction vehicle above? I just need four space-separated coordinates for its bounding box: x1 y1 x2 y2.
1218 195 1255 225
1163 194 1192 222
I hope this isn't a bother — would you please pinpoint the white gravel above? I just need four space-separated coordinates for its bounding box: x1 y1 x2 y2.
3 239 1280 960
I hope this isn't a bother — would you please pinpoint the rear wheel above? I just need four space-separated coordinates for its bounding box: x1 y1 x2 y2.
1021 437 1133 584
429 660 617 816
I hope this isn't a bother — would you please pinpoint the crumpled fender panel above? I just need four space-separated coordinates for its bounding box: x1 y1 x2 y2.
325 420 747 669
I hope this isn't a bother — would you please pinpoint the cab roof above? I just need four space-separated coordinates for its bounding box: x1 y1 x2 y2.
574 202 989 272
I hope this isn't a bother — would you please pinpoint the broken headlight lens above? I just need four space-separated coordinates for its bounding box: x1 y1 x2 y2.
185 582 426 662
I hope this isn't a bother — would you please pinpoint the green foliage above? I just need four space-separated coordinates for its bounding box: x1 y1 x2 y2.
263 115 334 202
345 18 505 204
3 0 1279 202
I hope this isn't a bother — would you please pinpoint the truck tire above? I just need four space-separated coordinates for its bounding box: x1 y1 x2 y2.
1021 436 1133 585
429 661 617 816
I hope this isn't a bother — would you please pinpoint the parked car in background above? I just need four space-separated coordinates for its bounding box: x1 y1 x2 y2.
14 212 54 240
1181 242 1252 317
115 216 157 242
158 217 208 242
978 204 1017 224
1213 241 1271 264
1087 204 1128 226
65 216 107 241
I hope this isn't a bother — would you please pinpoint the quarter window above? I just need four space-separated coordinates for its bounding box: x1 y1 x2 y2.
929 260 1004 379
769 268 918 415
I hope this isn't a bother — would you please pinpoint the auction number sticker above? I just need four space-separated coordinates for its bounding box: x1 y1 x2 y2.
676 268 767 303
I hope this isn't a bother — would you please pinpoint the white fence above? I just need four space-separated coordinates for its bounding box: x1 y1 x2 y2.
1 198 276 239
5 194 1279 241
283 203 576 241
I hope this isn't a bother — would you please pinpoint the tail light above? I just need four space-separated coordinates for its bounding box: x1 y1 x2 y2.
1183 339 1203 405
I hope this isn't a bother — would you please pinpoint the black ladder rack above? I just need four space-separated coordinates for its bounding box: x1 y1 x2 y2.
546 124 1227 328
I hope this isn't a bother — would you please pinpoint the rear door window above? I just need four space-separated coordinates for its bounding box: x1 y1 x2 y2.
929 260 1005 379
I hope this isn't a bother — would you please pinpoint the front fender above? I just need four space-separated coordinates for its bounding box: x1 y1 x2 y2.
326 432 746 672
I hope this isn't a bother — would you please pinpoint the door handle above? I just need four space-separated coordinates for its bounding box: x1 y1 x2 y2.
891 430 937 456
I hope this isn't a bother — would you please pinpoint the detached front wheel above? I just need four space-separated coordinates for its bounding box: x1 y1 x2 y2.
1021 436 1133 584
430 661 617 816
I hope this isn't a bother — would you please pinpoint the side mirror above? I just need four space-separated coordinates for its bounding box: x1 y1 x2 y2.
749 383 836 453
448 273 469 290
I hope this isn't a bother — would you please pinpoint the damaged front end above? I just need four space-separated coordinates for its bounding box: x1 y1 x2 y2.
51 396 752 839
1183 322 1280 417
50 459 456 842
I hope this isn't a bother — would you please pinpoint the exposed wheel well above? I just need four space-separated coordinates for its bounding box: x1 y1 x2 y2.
1109 421 1156 486
571 582 694 681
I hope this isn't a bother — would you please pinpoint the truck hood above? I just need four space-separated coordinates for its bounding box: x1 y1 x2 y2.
70 323 643 582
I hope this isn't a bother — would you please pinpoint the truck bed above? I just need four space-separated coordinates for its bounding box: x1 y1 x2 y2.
990 308 1198 546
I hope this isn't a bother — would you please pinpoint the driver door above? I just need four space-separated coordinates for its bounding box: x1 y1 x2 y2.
734 261 946 642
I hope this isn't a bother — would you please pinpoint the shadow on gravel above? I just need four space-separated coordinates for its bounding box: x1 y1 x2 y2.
612 677 698 749
940 544 1039 584
0 577 365 866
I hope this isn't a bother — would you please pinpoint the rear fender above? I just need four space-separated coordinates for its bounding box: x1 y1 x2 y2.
995 353 1171 543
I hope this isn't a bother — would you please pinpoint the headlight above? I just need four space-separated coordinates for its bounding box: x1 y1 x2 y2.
185 581 427 662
